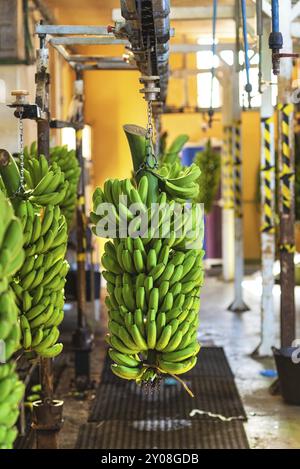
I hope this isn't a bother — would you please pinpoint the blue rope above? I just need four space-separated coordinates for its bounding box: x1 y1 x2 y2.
241 0 252 108
209 0 218 122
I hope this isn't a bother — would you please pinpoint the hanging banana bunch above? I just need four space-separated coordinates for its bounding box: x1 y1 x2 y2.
0 150 69 359
91 126 204 386
0 190 25 449
23 142 81 230
158 134 188 170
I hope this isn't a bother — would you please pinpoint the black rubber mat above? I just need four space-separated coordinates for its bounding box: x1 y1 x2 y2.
88 375 246 422
89 346 245 422
76 420 249 449
100 346 234 385
77 346 249 449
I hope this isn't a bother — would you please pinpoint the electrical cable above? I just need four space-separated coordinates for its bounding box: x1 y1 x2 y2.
241 0 252 108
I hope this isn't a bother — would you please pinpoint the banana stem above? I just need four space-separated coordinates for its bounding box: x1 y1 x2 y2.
123 124 159 204
0 149 21 197
156 366 195 398
142 363 195 398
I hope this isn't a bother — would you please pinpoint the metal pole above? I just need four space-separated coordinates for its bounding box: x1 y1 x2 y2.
253 18 276 357
221 67 235 281
35 33 50 157
32 31 63 449
71 68 93 391
277 0 295 347
228 8 249 312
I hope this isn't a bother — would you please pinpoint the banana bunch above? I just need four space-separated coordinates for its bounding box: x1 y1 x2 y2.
12 198 68 357
0 190 24 361
91 177 203 248
24 157 69 207
0 362 24 449
158 163 201 202
92 174 204 384
157 134 201 202
0 152 69 359
0 190 25 449
49 146 81 230
24 143 80 230
103 241 204 382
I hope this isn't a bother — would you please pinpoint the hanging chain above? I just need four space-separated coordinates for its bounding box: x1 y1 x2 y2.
144 100 158 170
154 113 161 158
17 110 25 193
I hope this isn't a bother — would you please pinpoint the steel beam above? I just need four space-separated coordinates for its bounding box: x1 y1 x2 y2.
70 62 136 71
36 25 110 35
170 43 236 54
49 37 128 46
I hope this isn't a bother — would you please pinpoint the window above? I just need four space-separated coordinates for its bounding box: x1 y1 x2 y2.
196 49 278 110
196 51 221 109
197 73 221 109
0 79 6 103
61 124 92 159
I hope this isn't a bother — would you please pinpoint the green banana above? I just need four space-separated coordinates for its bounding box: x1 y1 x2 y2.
111 364 142 380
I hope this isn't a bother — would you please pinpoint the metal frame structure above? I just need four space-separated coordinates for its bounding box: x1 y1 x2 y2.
6 21 142 450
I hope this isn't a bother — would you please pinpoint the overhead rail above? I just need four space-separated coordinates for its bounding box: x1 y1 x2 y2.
119 0 170 103
34 24 136 71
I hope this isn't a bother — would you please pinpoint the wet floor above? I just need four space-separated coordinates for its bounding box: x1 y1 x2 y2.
200 274 300 449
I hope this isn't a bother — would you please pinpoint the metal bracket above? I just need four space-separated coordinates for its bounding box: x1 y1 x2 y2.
7 90 45 120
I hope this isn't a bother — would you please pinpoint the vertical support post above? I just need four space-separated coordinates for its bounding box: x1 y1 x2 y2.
254 18 276 357
221 124 235 280
32 31 63 449
221 67 235 281
228 17 249 312
228 121 249 312
35 33 50 158
72 68 93 391
277 0 295 347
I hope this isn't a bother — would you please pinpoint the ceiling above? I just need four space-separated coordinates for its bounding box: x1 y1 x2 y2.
43 0 254 42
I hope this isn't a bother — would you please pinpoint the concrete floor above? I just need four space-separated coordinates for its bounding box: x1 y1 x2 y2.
200 274 300 449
